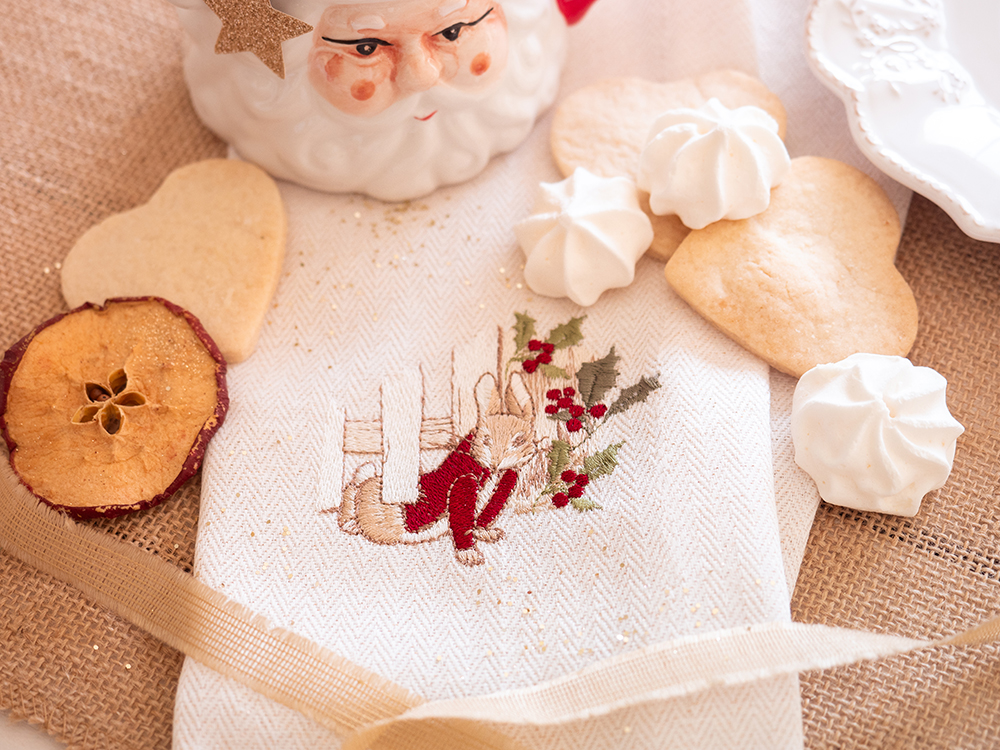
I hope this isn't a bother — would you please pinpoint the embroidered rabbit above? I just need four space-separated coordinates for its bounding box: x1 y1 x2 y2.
338 372 536 566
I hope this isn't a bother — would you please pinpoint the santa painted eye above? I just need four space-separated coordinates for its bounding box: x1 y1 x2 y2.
438 23 463 42
434 7 494 43
322 36 390 57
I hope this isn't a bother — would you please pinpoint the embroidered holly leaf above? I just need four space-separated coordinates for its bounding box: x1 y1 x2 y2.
540 363 570 380
547 439 571 482
576 347 620 408
547 411 572 422
513 312 537 352
583 441 623 480
608 375 661 417
546 316 585 350
572 496 602 511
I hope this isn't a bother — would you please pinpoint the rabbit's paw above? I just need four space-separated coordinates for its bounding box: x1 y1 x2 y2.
455 547 485 566
473 526 505 543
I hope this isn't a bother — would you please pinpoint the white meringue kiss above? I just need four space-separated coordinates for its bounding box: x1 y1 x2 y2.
792 353 964 517
516 168 653 306
637 98 790 229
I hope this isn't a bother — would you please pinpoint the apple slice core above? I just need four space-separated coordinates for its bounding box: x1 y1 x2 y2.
1 297 228 517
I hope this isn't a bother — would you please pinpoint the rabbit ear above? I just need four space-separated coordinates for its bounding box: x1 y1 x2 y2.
474 373 502 419
505 372 535 420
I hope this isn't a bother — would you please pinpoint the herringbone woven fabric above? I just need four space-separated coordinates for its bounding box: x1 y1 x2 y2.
4 0 999 748
172 1 806 746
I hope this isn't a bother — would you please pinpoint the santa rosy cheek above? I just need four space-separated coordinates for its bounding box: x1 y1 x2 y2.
470 53 491 76
351 80 376 101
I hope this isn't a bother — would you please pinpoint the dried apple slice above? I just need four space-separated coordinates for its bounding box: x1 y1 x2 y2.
0 297 228 518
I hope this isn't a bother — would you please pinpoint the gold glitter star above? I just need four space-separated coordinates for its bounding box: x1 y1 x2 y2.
204 0 313 78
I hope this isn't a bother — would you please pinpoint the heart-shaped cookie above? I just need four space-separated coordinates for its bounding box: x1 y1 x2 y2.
550 70 787 261
61 159 286 364
664 157 917 378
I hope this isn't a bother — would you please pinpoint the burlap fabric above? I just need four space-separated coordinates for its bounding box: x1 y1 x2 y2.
1 1 998 748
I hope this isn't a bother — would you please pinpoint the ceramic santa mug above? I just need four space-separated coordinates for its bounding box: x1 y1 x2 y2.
170 0 598 200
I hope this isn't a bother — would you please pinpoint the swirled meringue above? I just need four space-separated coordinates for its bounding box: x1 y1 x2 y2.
637 98 790 229
516 168 653 306
791 353 964 517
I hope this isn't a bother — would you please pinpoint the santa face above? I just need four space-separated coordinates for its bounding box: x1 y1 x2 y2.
308 0 509 118
173 0 567 200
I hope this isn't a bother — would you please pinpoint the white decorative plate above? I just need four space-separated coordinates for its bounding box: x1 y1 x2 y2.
807 0 1000 243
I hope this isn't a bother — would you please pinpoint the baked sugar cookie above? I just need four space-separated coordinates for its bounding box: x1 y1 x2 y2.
664 157 917 377
61 159 286 364
550 70 786 261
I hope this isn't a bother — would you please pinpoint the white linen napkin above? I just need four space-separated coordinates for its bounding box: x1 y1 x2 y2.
173 0 911 746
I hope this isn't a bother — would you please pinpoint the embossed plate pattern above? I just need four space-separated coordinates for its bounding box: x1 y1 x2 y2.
807 0 1000 243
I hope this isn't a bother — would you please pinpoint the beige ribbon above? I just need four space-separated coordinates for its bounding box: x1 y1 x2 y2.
1 459 997 749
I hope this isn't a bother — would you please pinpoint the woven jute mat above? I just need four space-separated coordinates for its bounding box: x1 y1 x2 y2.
2 1 999 748
791 192 1000 748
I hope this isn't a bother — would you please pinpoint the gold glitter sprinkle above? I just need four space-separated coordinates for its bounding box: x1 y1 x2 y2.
712 607 720 616
55 262 62 270
204 0 312 78
515 283 523 289
682 587 690 594
43 267 51 274
695 621 702 628
623 726 632 734
250 532 255 537
125 663 131 670
755 578 762 585
486 650 493 656
691 604 701 613
93 645 99 651
436 655 443 662
282 526 290 536
499 267 506 274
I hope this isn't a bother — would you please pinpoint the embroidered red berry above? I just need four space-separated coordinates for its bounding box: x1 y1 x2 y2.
568 484 584 498
523 359 538 373
557 396 574 409
552 492 569 508
566 418 582 432
563 387 576 397
561 469 577 483
546 389 562 400
575 473 590 487
527 339 542 352
537 352 552 365
569 404 585 418
589 403 608 418
545 404 559 415
541 342 555 354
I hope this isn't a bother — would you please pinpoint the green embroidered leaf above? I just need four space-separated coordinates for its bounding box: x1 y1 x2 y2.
576 347 620 407
607 374 661 417
513 312 537 352
539 363 570 380
547 411 572 422
547 440 571 483
583 441 623 480
571 496 602 512
546 316 585 350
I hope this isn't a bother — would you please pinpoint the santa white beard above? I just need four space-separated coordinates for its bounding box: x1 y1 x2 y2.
175 0 566 201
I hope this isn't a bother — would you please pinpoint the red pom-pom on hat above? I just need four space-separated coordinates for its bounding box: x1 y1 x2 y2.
556 0 599 25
